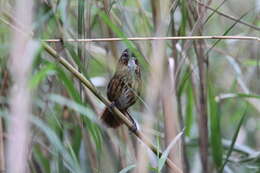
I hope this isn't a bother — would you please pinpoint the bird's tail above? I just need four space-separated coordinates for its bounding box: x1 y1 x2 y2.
101 107 124 128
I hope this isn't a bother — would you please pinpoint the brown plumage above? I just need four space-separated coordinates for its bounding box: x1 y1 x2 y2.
101 49 142 128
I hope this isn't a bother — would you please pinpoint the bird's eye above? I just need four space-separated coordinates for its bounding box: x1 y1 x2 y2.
134 59 138 65
123 52 128 57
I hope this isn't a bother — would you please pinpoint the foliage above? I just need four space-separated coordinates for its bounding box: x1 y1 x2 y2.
0 0 260 173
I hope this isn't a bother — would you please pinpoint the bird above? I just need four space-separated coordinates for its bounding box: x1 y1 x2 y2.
101 48 142 130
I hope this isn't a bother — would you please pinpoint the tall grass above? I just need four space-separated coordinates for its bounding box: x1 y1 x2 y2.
0 0 260 173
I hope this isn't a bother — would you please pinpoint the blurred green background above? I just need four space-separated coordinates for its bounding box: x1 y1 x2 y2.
0 0 260 173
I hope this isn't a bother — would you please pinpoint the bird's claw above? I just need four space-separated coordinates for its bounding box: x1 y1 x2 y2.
108 101 116 112
129 122 137 133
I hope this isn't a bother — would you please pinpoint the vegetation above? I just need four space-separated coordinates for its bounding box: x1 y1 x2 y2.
0 0 260 173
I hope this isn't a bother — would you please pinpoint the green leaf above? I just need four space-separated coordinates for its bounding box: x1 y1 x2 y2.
208 83 223 169
185 81 194 137
31 116 82 173
178 0 188 36
206 11 248 56
204 0 227 25
48 94 97 122
158 130 184 171
242 59 259 66
56 67 81 103
77 0 86 73
217 93 260 101
33 144 50 173
118 164 136 173
98 10 148 67
30 63 56 89
219 106 247 172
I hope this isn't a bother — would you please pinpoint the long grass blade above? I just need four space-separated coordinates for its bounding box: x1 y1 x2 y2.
219 106 248 172
208 83 223 169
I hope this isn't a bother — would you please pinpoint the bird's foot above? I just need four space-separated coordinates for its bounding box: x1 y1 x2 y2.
108 101 116 112
126 112 138 133
129 122 137 133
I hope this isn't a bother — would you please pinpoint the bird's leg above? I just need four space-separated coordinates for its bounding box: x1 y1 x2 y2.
108 101 116 112
108 102 137 132
125 111 137 133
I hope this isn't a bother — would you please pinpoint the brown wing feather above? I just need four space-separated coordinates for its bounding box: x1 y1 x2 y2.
107 74 125 101
107 72 139 109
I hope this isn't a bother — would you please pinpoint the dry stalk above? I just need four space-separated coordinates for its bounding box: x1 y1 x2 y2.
0 118 4 172
42 35 260 43
0 70 9 172
135 0 182 172
187 1 212 172
162 58 183 173
6 0 34 172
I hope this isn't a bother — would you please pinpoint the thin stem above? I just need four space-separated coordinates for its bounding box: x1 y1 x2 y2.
42 35 260 42
194 0 260 31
